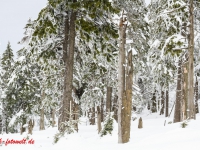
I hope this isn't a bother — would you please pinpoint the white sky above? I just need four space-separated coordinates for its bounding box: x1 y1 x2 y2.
0 0 151 57
0 0 47 56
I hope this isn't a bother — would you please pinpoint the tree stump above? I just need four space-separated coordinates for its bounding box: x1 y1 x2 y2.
138 117 143 129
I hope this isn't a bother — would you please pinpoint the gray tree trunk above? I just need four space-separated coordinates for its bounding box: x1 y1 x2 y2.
58 9 77 131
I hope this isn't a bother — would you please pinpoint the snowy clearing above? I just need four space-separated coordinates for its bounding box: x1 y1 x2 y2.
1 112 200 150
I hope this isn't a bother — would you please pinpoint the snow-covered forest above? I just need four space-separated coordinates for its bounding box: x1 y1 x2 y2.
0 0 200 149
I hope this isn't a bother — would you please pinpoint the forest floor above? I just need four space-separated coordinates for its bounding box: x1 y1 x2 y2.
1 110 200 150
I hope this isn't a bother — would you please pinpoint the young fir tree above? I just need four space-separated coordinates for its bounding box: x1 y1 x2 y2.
0 42 14 133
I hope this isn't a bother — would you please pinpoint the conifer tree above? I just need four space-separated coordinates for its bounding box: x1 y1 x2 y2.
0 42 14 133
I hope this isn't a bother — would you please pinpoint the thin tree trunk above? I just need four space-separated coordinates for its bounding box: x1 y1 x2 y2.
101 97 104 122
165 89 169 117
106 87 112 113
174 58 182 123
59 9 77 131
195 76 199 113
97 106 101 134
188 0 195 119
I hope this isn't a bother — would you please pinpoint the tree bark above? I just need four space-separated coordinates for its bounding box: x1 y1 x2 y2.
101 97 104 122
138 117 143 129
174 58 182 123
118 16 127 143
58 8 77 131
187 0 195 119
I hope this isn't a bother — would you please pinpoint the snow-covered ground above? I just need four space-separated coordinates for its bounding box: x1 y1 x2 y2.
1 111 200 150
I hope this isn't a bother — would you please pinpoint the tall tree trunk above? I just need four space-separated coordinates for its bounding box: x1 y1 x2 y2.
97 106 101 134
20 116 26 135
118 15 127 143
187 0 195 119
165 89 169 117
106 87 112 113
58 9 77 131
195 76 199 113
174 58 182 123
118 15 133 143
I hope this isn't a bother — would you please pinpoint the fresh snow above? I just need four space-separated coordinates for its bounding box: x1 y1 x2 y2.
1 111 200 150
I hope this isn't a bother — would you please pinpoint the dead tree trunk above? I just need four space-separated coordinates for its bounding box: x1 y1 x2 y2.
174 58 182 123
118 14 133 143
58 9 77 131
118 15 127 143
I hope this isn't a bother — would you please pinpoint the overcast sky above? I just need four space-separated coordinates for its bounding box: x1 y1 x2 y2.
0 0 47 56
0 0 151 57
